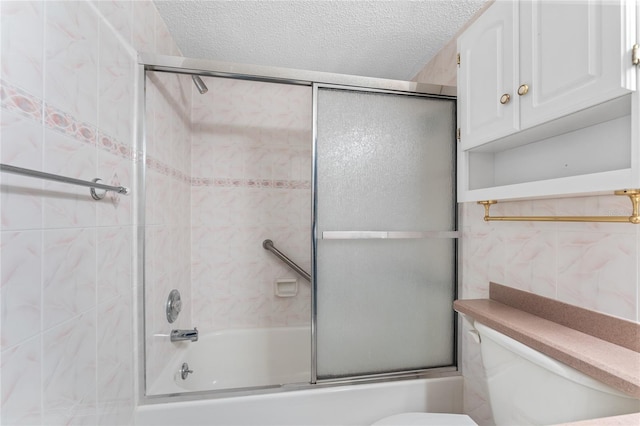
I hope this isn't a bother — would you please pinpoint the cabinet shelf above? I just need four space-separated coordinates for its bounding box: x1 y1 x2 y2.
459 169 634 203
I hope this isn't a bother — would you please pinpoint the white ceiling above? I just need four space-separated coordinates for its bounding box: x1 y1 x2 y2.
153 0 487 81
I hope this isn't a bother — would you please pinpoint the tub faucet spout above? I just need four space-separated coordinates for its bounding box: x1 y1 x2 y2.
171 327 198 342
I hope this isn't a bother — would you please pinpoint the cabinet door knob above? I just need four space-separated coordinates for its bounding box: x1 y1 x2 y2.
517 84 529 96
500 93 511 104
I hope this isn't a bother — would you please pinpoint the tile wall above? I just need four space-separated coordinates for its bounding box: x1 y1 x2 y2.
190 76 312 331
0 1 182 424
143 70 193 392
143 73 312 393
458 197 640 425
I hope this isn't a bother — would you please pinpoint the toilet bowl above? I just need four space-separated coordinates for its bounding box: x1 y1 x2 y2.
372 412 478 425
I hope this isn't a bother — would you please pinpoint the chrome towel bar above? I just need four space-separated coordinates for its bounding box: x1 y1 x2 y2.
263 239 311 282
0 163 130 200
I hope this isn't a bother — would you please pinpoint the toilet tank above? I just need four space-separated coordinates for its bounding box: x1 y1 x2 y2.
475 321 640 426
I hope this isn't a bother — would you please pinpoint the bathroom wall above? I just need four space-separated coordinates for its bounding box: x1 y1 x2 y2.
458 198 640 424
190 76 312 331
0 0 182 424
414 12 640 425
412 0 492 87
412 37 458 87
144 70 193 391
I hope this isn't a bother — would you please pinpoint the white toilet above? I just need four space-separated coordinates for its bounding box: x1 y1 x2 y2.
372 320 639 426
474 321 640 425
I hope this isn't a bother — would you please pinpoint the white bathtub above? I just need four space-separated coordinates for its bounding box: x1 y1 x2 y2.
137 376 464 426
149 326 311 394
140 326 464 425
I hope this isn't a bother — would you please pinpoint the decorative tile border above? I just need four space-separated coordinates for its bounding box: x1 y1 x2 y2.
145 156 190 184
2 79 310 191
1 79 132 161
98 132 133 159
191 176 311 190
0 79 43 122
45 103 97 146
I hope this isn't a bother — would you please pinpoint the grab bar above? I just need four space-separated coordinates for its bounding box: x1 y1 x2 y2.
262 239 311 282
0 163 130 200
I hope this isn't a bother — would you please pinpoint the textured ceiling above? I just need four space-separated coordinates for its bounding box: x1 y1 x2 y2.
153 0 486 81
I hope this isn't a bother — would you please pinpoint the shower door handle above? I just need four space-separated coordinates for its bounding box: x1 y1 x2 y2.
321 231 460 240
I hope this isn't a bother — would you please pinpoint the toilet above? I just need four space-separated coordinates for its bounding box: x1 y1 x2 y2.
474 321 640 425
372 320 639 426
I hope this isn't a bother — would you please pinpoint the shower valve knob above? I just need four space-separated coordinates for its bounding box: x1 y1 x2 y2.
166 289 182 323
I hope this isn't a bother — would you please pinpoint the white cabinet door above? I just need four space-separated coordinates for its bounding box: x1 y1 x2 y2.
457 1 518 149
519 0 635 129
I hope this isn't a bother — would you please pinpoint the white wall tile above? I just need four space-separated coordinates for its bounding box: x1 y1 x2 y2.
96 226 132 304
557 231 637 320
97 296 133 426
42 310 97 425
45 1 99 126
1 231 42 351
93 0 133 47
0 336 42 425
132 0 155 54
96 149 133 227
0 109 44 231
42 129 97 229
98 19 134 146
1 1 45 97
42 228 96 329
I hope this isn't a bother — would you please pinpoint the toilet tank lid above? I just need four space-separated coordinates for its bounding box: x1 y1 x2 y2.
474 321 634 398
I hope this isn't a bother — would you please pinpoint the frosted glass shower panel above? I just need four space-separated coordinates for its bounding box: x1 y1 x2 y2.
315 88 456 379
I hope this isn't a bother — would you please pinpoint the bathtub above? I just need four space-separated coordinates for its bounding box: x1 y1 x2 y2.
137 376 464 426
149 326 311 394
140 326 464 425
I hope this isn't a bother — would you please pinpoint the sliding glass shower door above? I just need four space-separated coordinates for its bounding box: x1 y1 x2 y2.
314 86 457 380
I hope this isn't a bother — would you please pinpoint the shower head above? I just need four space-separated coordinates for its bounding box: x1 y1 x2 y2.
192 75 208 94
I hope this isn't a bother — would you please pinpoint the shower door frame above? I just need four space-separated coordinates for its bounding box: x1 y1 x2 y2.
136 53 460 404
311 83 459 384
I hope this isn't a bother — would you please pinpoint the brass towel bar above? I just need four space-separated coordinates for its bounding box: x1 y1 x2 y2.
478 190 640 224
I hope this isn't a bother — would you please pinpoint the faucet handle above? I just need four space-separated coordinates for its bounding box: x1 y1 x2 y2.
180 362 193 380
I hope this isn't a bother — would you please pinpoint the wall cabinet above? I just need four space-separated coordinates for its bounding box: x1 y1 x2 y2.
457 0 638 202
457 1 518 149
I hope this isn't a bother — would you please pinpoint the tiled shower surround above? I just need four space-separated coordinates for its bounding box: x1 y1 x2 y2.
144 74 311 391
143 70 194 391
190 77 312 331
